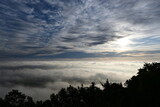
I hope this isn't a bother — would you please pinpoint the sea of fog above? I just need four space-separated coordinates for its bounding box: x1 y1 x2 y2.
0 61 143 100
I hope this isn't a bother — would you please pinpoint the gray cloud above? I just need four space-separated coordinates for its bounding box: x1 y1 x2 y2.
0 64 89 88
0 0 160 58
119 50 160 57
0 71 53 88
0 61 142 100
0 65 58 70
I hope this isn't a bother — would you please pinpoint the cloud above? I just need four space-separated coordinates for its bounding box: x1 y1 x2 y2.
0 0 160 59
0 61 143 100
0 0 159 100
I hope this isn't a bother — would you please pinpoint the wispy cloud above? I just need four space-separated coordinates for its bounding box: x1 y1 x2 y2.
0 0 160 59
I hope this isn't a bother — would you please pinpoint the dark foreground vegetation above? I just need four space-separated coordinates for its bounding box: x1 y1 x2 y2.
0 62 160 107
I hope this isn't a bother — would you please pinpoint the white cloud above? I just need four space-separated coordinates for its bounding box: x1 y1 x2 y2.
0 0 160 58
0 60 143 100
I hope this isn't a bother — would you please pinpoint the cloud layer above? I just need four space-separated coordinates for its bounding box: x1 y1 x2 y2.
0 61 143 100
0 0 160 59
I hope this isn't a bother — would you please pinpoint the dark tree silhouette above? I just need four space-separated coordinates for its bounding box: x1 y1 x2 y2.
50 93 59 107
101 80 125 107
0 98 5 107
3 89 35 107
25 96 35 107
4 89 27 107
125 62 160 107
82 82 101 107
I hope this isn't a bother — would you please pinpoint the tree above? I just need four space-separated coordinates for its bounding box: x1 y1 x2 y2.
0 98 5 107
4 89 27 107
25 96 35 107
101 80 125 107
50 93 59 107
125 62 160 107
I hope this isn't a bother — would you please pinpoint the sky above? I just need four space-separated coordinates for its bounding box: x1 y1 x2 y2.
0 0 160 100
